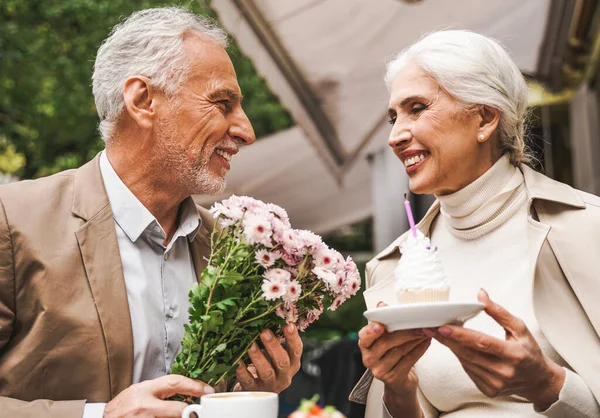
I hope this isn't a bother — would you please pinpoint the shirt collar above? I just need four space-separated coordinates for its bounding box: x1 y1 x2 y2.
99 151 201 243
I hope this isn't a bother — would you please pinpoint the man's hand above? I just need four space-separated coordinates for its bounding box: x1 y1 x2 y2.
103 375 214 418
235 324 303 393
432 289 565 411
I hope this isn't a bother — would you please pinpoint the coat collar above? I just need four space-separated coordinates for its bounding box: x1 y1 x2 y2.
520 164 585 209
72 153 133 397
72 153 110 221
374 165 585 261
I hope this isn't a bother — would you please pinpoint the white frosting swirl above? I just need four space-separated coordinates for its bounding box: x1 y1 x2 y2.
394 230 449 290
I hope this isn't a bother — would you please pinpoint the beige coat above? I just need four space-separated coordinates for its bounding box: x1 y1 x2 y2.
352 165 600 417
0 154 214 418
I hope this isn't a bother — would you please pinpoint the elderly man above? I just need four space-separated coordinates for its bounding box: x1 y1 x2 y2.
0 7 302 418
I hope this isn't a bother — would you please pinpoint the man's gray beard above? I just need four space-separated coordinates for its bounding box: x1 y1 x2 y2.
191 159 226 195
157 124 227 196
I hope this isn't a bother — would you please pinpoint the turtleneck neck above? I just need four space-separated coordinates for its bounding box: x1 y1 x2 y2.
436 154 526 240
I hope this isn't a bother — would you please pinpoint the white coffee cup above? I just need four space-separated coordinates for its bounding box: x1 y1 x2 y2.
181 391 278 418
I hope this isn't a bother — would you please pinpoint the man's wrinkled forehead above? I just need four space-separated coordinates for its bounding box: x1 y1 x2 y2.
183 31 237 80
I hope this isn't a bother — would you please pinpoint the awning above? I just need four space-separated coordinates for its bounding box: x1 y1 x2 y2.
197 0 552 234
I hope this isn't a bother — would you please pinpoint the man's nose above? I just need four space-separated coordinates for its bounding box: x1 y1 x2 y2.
230 108 256 146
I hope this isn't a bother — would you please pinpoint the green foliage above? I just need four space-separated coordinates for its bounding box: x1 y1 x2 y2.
0 0 292 178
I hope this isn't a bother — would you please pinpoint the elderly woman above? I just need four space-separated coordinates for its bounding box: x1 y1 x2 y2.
351 30 600 418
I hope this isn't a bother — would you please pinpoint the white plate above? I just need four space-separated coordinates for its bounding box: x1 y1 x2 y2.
363 302 485 331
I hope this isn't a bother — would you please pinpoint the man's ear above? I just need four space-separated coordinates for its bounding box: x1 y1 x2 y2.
122 76 156 130
476 105 501 143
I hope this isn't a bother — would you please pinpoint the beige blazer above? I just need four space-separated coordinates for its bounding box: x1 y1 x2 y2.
351 165 600 418
0 154 214 418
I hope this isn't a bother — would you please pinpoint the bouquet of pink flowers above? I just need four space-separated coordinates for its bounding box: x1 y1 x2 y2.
170 196 360 386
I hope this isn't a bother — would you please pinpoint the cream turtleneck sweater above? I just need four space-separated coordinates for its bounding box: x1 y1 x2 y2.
411 155 600 418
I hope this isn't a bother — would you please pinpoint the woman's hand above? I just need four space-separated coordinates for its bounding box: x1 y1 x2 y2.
358 302 431 416
431 289 565 410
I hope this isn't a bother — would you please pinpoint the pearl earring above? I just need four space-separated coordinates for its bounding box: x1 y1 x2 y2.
478 134 485 142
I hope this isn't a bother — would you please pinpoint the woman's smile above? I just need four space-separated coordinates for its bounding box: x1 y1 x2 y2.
400 150 430 174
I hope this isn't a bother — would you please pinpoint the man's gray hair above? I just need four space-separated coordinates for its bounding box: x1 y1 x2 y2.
385 30 531 166
92 7 229 141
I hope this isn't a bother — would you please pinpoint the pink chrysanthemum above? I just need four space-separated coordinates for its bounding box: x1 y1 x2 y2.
276 250 298 267
296 229 323 249
313 266 338 291
346 277 361 296
283 281 302 303
261 280 286 301
279 229 301 254
264 268 292 283
266 203 291 227
314 249 338 270
329 295 346 311
243 214 273 247
255 250 279 268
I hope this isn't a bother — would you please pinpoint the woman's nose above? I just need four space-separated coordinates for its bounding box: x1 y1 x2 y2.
388 125 413 149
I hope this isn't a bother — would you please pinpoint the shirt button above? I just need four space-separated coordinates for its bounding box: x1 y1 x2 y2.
163 252 168 261
167 306 174 318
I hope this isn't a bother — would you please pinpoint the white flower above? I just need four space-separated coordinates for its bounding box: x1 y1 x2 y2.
276 250 298 267
296 229 323 249
329 295 346 311
266 203 291 227
243 214 273 247
284 304 298 323
332 271 345 293
212 200 244 220
314 249 338 270
283 281 302 303
275 303 298 323
270 215 289 241
261 279 286 301
329 250 345 272
275 305 287 319
279 229 300 253
346 276 361 296
264 268 292 283
313 266 338 292
255 250 279 268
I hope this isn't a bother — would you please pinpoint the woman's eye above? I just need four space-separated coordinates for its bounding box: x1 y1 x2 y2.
411 103 426 114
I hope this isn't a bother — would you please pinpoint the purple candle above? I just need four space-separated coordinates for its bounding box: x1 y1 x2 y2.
404 194 417 237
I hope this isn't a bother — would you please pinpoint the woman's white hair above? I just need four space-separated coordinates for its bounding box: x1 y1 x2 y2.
92 7 228 142
385 30 531 166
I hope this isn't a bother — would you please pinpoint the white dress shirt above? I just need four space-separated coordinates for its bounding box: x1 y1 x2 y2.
83 152 200 417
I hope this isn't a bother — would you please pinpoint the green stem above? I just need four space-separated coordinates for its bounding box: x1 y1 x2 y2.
205 240 244 315
298 281 321 302
238 301 284 325
212 333 262 386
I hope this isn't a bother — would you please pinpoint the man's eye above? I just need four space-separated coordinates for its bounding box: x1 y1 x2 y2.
216 100 230 110
388 117 396 126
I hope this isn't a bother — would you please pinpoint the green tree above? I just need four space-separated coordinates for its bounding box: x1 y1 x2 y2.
0 0 292 178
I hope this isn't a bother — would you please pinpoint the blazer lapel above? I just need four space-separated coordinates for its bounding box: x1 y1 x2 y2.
72 154 133 397
189 205 214 282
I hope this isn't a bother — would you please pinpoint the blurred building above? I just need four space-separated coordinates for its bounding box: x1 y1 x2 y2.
196 0 600 253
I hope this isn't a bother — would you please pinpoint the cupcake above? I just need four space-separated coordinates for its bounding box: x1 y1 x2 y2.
289 396 346 418
394 230 450 304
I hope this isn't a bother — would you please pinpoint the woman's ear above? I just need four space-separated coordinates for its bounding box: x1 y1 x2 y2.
122 76 156 131
476 105 501 143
